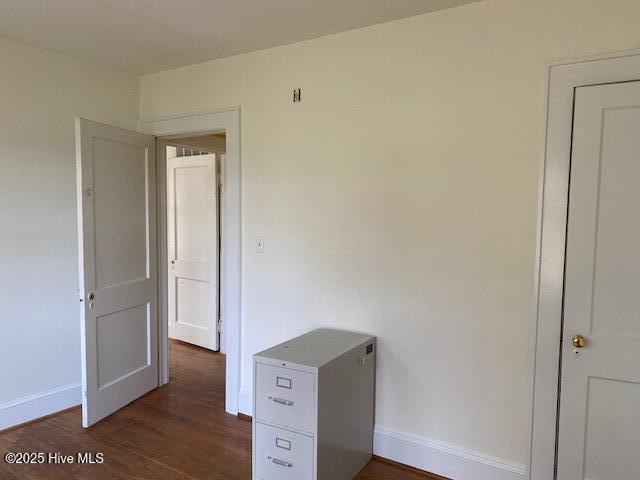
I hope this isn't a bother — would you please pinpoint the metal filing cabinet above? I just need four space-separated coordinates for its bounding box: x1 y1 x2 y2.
252 329 376 480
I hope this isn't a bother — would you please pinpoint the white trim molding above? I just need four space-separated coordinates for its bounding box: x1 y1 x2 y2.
374 427 527 480
530 49 640 480
139 107 242 416
0 383 80 431
238 390 252 416
138 107 241 137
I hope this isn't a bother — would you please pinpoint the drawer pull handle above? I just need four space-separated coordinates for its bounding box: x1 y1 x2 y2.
276 376 292 389
271 397 294 406
276 437 291 450
272 458 293 468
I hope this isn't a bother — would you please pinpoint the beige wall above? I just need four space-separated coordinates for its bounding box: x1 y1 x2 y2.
169 134 226 153
0 38 139 406
139 0 640 468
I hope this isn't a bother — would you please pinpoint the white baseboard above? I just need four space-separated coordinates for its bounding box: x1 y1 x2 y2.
238 390 252 416
0 383 81 431
374 426 527 480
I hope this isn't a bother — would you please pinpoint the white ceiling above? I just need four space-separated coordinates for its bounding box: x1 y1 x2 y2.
0 0 480 74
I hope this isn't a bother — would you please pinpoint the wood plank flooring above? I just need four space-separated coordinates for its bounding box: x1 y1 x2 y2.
0 340 447 480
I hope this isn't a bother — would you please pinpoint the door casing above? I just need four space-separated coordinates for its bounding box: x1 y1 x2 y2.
139 107 242 416
530 50 640 479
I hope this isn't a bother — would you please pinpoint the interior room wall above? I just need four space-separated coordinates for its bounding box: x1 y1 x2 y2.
139 0 640 472
169 134 226 153
0 37 139 426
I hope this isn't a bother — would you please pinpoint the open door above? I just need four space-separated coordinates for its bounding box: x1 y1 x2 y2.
76 118 158 427
167 152 219 350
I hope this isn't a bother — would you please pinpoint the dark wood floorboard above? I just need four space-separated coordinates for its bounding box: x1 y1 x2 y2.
0 340 446 479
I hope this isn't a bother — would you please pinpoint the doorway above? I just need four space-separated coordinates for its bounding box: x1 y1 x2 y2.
76 108 241 428
142 107 242 416
531 52 640 479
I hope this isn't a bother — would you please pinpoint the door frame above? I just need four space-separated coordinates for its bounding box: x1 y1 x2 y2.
138 107 241 415
530 50 640 479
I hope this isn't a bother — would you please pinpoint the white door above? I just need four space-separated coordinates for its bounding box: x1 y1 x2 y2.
76 118 158 427
557 81 640 479
167 153 219 350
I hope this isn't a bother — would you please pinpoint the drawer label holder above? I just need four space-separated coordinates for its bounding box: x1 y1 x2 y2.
276 376 292 389
275 437 292 450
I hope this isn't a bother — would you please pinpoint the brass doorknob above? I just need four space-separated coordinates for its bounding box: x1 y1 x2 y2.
572 335 586 349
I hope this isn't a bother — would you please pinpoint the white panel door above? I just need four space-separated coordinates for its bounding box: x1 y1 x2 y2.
76 118 158 427
167 153 218 350
557 81 640 479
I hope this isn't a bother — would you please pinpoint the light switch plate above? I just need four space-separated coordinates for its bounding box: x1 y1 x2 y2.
256 236 265 254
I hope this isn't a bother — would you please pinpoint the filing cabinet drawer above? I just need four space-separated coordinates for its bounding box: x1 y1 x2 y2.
255 363 315 433
254 422 314 480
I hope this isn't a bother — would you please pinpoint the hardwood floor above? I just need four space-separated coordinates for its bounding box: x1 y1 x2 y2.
0 340 447 480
